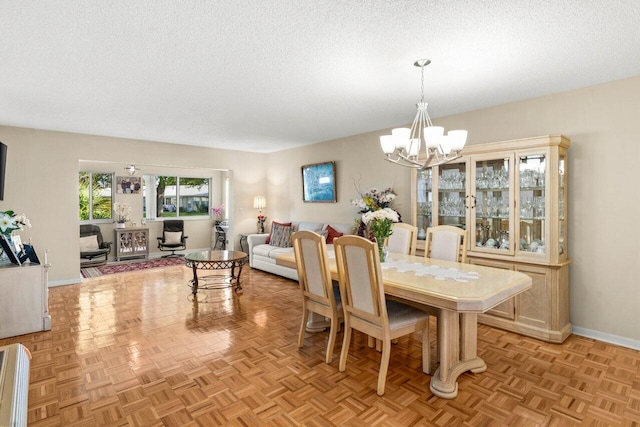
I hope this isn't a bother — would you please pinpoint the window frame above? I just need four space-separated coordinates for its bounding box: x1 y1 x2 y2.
143 174 212 221
79 171 115 224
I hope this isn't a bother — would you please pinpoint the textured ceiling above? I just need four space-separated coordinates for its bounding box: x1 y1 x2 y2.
1 1 639 153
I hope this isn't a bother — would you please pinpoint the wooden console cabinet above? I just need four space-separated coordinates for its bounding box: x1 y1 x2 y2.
114 227 149 261
411 135 571 342
0 262 51 339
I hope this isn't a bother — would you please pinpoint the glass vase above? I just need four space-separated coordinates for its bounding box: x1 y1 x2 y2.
376 237 387 262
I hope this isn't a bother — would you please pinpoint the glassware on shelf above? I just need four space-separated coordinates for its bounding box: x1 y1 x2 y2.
520 197 533 219
439 196 465 217
533 196 545 219
499 230 510 250
439 170 465 190
476 224 491 246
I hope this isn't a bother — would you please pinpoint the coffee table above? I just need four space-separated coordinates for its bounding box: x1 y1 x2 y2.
185 250 248 298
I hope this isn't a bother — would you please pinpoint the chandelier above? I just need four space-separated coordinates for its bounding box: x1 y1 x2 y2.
380 59 467 169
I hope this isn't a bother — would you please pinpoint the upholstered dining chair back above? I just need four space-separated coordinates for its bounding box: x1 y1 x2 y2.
386 223 418 256
292 230 342 364
425 225 468 263
334 235 430 395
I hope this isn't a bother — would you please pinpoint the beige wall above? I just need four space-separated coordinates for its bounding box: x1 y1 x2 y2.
1 73 639 346
0 128 267 284
266 74 640 345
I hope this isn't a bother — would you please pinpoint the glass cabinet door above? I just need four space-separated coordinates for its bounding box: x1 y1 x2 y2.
416 168 433 241
437 162 467 229
558 154 566 256
518 154 546 255
472 156 513 253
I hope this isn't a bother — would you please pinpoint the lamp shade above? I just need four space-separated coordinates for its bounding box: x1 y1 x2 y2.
253 196 266 209
380 135 396 154
423 126 444 149
448 130 468 151
392 128 411 151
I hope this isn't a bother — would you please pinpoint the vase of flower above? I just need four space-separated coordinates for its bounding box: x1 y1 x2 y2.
351 186 401 238
375 237 388 262
257 215 266 233
113 203 131 228
211 204 225 225
361 208 399 263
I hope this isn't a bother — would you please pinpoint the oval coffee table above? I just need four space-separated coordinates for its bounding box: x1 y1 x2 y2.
185 250 248 298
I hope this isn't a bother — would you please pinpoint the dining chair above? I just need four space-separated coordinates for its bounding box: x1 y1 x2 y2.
424 225 468 263
334 235 430 395
386 223 418 256
292 230 343 364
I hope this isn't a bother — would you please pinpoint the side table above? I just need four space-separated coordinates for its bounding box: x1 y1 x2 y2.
115 227 149 261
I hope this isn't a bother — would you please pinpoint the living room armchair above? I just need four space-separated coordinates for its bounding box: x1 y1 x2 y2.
80 224 112 266
157 220 188 257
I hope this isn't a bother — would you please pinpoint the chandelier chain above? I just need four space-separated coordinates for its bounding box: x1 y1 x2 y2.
420 66 425 104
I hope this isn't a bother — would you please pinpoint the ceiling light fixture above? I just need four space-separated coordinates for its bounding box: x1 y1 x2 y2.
125 164 139 176
380 59 467 169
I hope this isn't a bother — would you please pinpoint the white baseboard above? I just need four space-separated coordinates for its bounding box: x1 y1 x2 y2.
572 326 640 351
48 276 82 287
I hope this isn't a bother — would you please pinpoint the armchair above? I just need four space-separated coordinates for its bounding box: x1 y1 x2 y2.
157 220 188 257
80 224 112 266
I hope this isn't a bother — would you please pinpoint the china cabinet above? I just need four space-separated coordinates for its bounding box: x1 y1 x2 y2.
114 227 149 261
411 135 571 342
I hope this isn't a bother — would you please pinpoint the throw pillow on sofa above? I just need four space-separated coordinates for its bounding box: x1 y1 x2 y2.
325 225 343 244
269 223 292 248
266 221 292 244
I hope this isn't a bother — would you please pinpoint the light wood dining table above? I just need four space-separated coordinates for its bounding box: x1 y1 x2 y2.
276 251 532 399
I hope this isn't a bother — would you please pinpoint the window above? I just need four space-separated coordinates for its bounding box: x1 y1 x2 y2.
79 171 114 221
143 175 210 219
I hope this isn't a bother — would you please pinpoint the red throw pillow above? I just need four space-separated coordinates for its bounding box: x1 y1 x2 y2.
266 221 292 244
325 225 343 244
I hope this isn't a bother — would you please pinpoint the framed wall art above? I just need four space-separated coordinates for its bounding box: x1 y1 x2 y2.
301 161 337 203
116 176 141 194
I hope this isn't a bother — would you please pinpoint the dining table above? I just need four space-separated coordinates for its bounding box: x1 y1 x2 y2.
276 251 532 399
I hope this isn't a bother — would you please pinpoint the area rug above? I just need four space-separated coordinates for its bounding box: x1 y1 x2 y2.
81 257 187 278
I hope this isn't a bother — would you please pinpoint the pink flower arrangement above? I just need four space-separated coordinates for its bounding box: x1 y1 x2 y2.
211 205 225 220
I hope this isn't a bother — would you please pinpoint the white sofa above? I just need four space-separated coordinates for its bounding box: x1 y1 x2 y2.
247 221 353 280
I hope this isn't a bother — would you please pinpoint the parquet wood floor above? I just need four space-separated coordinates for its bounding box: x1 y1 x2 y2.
2 265 639 426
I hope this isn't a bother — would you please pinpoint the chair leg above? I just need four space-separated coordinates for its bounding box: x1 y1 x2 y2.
422 319 431 375
377 338 392 396
298 305 308 348
339 320 352 372
326 316 338 364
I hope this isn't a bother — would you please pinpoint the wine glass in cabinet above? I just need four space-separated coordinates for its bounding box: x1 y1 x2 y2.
437 162 467 230
517 153 547 257
470 154 514 255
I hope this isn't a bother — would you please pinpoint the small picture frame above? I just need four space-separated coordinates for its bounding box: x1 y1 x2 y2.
11 234 23 253
0 234 21 265
301 161 337 203
116 176 142 194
